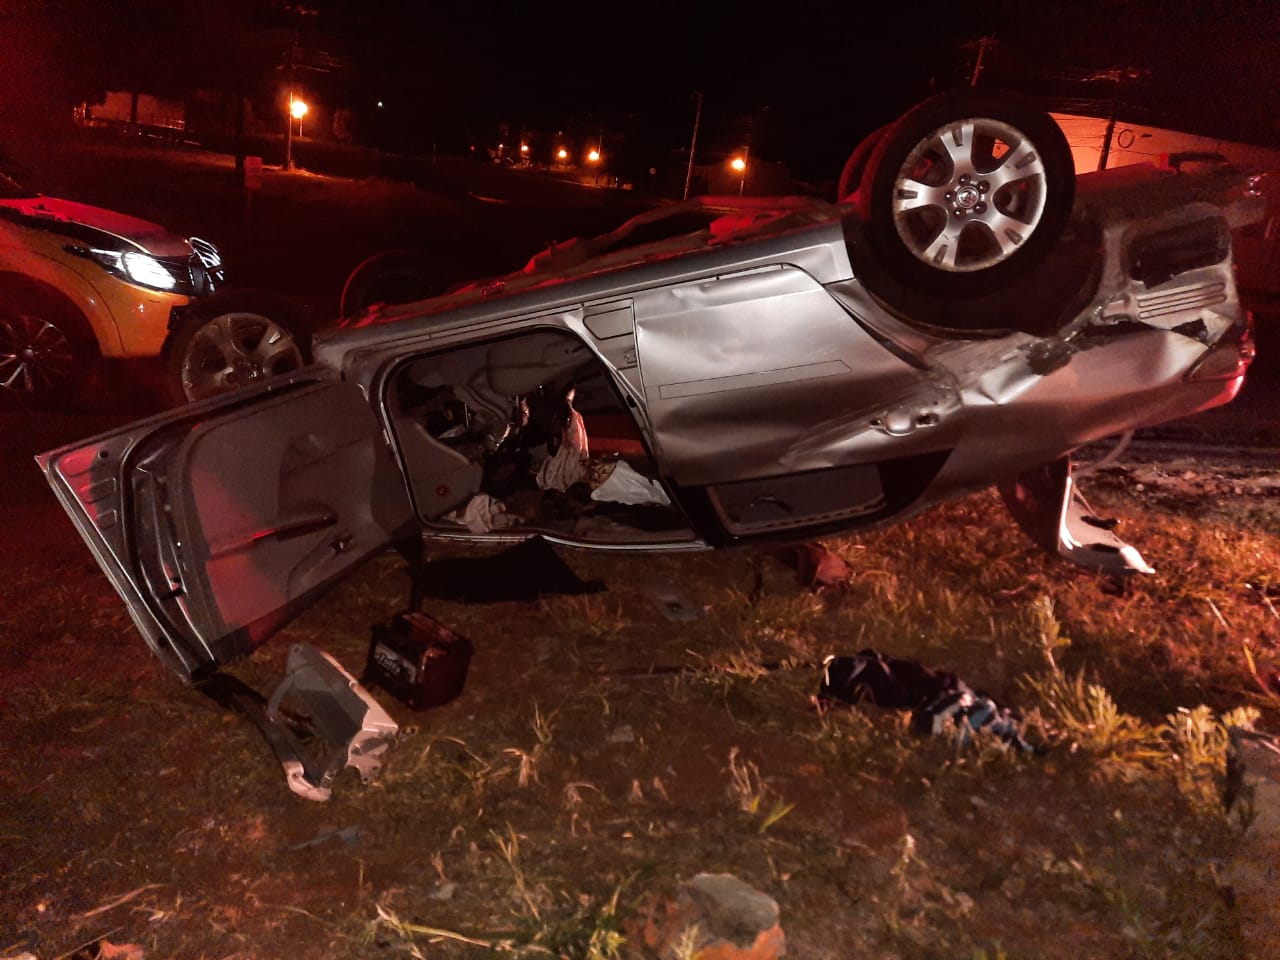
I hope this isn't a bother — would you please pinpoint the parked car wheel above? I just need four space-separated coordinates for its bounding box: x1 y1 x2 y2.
0 285 99 407
857 90 1074 302
164 289 310 404
340 250 463 321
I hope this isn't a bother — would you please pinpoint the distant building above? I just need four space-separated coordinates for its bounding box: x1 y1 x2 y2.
78 91 186 133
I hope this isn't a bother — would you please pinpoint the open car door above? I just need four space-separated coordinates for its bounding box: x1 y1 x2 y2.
37 378 416 683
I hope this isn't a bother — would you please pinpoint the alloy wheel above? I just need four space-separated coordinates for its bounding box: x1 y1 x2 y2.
0 312 77 399
177 311 305 401
890 117 1050 273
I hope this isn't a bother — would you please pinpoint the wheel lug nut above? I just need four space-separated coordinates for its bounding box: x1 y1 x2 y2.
978 181 989 193
975 202 987 214
959 175 970 184
945 191 955 201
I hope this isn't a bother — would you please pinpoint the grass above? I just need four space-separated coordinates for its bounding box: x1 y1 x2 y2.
725 747 796 833
3 476 1278 959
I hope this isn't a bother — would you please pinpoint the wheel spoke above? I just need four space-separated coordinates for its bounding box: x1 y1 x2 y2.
190 357 237 382
0 356 24 390
198 314 252 364
936 121 977 177
181 344 237 393
248 324 302 369
185 367 237 401
893 178 950 214
919 226 963 270
987 141 1046 192
977 210 1030 259
27 318 60 345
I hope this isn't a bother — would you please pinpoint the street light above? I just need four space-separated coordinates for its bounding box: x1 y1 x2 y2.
290 98 309 139
731 152 748 195
284 94 309 171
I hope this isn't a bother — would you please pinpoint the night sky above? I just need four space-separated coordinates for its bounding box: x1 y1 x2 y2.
0 0 1276 180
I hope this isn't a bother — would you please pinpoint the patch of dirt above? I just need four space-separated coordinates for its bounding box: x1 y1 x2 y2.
1085 445 1280 526
5 409 1279 958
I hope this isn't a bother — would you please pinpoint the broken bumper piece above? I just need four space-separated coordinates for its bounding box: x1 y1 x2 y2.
999 457 1155 576
198 643 398 802
266 643 399 801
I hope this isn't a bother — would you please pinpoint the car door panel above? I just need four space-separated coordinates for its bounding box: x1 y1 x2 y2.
633 265 928 488
39 379 414 681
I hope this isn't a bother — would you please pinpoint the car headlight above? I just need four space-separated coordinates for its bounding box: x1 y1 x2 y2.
88 247 179 291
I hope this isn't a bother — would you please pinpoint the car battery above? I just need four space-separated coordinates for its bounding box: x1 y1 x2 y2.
364 611 473 710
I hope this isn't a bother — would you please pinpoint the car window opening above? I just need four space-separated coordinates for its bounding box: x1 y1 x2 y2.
388 328 692 544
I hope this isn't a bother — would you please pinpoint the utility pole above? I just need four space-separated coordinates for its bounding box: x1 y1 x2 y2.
970 36 994 87
683 91 703 201
1097 66 1139 171
284 32 297 171
1098 112 1117 172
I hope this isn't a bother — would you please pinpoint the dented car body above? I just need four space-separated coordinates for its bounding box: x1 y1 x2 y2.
36 92 1263 798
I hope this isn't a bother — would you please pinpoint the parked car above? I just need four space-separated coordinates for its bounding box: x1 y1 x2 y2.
0 167 308 404
37 90 1263 799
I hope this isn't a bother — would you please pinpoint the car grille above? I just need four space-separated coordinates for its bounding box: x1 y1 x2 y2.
189 236 221 271
158 238 223 296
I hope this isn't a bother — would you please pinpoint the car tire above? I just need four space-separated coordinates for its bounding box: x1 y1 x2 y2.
0 283 102 408
836 124 890 202
855 89 1075 309
164 289 311 405
339 249 463 321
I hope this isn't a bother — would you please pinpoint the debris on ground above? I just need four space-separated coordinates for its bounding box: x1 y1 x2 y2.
644 576 700 621
49 936 147 960
819 649 1033 751
768 543 850 592
636 873 786 960
285 824 361 851
365 611 473 710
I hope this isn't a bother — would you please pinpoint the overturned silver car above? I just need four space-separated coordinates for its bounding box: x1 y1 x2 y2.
37 90 1262 797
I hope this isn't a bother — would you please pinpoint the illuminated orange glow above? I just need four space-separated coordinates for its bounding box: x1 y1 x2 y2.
556 148 568 160
520 143 529 154
588 149 600 163
730 156 746 172
290 99 309 119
